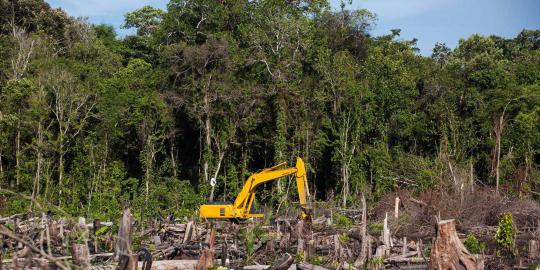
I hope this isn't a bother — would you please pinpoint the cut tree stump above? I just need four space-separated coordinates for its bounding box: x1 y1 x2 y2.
71 243 91 269
72 217 91 269
114 204 133 262
353 193 368 268
429 219 483 270
196 228 215 270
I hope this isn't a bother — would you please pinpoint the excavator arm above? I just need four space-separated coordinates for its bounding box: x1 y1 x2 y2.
199 157 311 220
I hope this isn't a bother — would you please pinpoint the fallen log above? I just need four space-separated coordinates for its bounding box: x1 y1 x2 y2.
297 262 331 270
268 253 294 270
385 256 427 264
138 260 198 270
243 265 297 270
243 266 270 270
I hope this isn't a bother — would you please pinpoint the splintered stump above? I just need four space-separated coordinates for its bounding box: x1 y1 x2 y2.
196 228 215 270
429 220 483 270
71 218 90 269
114 204 136 270
530 240 540 260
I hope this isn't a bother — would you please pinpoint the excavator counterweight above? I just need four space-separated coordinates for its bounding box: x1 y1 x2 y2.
199 157 311 220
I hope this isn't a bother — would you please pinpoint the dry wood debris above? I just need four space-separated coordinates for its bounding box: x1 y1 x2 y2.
1 197 539 269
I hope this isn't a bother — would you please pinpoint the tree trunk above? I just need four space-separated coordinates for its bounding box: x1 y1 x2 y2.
209 151 224 202
15 129 20 188
529 240 540 260
31 121 43 206
0 150 4 183
354 193 368 267
170 142 177 178
144 136 156 214
203 87 211 184
274 96 286 194
429 219 483 270
114 205 133 262
71 243 90 269
383 212 391 248
495 114 503 195
469 160 474 193
341 163 349 208
196 228 215 270
71 218 90 269
58 140 64 203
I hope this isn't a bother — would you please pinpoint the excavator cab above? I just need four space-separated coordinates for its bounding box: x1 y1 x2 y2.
199 157 311 220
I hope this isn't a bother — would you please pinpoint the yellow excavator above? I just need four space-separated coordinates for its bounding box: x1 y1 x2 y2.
199 157 311 220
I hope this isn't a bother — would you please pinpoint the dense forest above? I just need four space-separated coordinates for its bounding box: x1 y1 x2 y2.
0 0 539 220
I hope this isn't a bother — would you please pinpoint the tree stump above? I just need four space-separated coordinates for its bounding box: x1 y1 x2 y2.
429 219 483 270
305 239 316 261
196 228 215 270
71 243 90 269
529 240 540 259
115 204 137 270
72 217 91 269
354 193 368 268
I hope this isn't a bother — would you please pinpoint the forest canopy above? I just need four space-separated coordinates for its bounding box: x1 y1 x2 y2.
0 0 539 220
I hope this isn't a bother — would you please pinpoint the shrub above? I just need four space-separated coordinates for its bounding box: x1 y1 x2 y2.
368 256 384 267
338 232 349 243
240 222 267 258
463 234 485 253
368 222 384 234
333 212 353 228
494 212 516 254
309 256 325 266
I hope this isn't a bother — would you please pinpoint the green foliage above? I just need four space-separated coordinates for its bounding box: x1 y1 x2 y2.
333 212 353 228
463 234 486 254
240 223 267 258
1 197 30 215
338 232 349 243
495 212 516 254
123 6 165 36
309 256 325 266
368 222 384 235
368 256 384 268
94 226 110 236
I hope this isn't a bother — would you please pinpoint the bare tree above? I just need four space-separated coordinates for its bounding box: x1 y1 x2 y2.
30 83 51 207
10 26 35 80
491 97 525 195
46 69 95 202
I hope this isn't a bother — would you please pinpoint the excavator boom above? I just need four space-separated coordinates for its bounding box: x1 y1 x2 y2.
199 157 311 220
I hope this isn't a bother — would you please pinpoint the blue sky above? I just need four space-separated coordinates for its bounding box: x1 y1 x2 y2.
46 0 540 55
